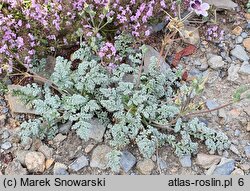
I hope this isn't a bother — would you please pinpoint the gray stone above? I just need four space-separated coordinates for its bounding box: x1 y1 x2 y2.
218 109 227 119
120 151 137 173
59 121 72 135
85 144 95 153
239 62 250 75
244 146 250 158
236 36 244 44
25 152 45 173
151 22 166 32
6 85 37 114
69 155 89 171
136 159 155 175
234 129 241 137
90 145 112 170
200 62 209 71
15 150 29 166
1 142 12 150
53 162 68 175
88 118 106 142
21 137 33 150
208 55 226 69
239 163 250 171
38 145 53 159
223 150 229 158
37 56 56 78
230 45 249 61
2 107 8 114
198 118 209 126
206 100 219 110
159 158 168 170
0 98 6 106
143 45 170 73
179 155 192 167
227 64 240 81
53 133 67 143
189 68 203 78
230 144 240 155
231 168 244 175
220 51 227 58
241 32 248 38
246 22 250 30
196 153 221 169
2 130 10 139
0 114 6 127
212 158 235 175
194 59 202 66
206 164 217 175
5 159 28 175
204 0 237 9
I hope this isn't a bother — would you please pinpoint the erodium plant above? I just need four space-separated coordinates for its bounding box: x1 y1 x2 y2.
14 35 230 171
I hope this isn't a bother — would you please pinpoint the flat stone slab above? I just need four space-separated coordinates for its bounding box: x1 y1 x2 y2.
143 45 170 73
204 0 238 10
6 85 37 115
89 118 106 142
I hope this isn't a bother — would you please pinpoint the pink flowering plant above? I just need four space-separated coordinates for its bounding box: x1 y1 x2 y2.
0 0 212 75
204 24 225 41
0 0 170 73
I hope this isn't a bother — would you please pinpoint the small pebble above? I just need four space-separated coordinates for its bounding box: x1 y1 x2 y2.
244 146 250 158
53 162 68 175
1 142 12 150
246 22 250 30
120 151 137 173
0 99 6 106
223 151 229 158
236 36 243 44
159 158 168 170
68 155 89 172
206 100 219 110
220 51 227 58
2 131 10 139
179 155 192 167
234 129 241 137
241 32 248 38
2 108 9 114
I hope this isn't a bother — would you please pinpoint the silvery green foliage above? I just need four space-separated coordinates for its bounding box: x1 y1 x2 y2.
51 56 73 90
19 119 58 142
12 83 42 108
107 150 122 172
115 33 134 58
185 118 231 153
30 57 47 75
20 119 42 142
16 35 231 161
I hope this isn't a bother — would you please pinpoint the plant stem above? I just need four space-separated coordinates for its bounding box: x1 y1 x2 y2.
184 99 243 117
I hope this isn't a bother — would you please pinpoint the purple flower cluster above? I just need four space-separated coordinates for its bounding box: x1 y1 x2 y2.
0 0 76 71
0 0 197 74
205 25 225 41
98 42 122 69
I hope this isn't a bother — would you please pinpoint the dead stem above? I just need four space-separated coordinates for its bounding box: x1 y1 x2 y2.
183 100 241 117
156 140 162 174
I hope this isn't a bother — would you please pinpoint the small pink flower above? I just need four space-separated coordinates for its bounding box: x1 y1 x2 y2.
145 30 150 36
190 0 209 17
107 63 117 72
16 37 24 49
